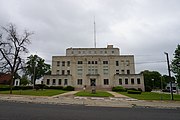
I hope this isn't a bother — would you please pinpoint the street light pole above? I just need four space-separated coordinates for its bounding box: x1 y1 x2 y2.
164 52 174 100
152 79 154 90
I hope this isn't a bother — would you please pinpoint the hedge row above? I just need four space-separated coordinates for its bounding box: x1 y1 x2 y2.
0 85 74 91
112 86 126 92
112 86 143 92
127 90 142 94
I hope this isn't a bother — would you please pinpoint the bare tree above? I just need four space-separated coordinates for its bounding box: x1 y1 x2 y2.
0 23 32 94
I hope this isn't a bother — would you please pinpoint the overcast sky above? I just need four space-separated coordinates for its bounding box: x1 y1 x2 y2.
0 0 180 75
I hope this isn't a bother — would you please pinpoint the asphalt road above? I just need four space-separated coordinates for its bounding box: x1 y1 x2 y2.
0 101 180 120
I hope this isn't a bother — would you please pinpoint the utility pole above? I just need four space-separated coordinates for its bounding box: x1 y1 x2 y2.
164 52 174 100
94 16 96 48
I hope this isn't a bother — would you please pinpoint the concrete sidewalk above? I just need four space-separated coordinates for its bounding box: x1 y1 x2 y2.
107 91 130 98
0 91 180 109
52 91 79 98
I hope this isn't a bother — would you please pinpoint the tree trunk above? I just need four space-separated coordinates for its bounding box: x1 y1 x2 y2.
9 73 14 94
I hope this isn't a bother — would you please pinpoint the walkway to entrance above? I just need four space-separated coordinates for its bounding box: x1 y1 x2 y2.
52 91 79 98
53 90 131 99
107 91 131 98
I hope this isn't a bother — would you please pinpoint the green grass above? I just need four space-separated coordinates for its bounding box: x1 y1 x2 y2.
119 92 180 101
0 89 67 96
75 91 114 97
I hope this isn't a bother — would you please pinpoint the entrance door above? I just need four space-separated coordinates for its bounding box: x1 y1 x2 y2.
90 79 96 86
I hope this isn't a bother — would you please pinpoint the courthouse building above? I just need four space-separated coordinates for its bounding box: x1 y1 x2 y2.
43 45 144 91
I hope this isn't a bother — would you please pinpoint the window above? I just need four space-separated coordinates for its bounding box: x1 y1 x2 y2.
53 79 56 85
119 79 122 85
71 51 74 54
103 61 108 64
116 70 119 74
64 79 68 85
47 79 50 85
116 61 119 66
94 51 96 54
88 66 98 74
56 70 59 75
121 60 124 64
67 61 70 66
77 79 82 85
58 79 61 85
95 67 98 74
88 61 91 64
105 51 107 54
103 66 108 75
67 70 70 75
77 66 83 75
77 69 83 75
131 78 134 84
137 78 141 84
100 51 103 54
92 61 94 64
121 70 125 74
112 51 114 54
127 70 130 74
78 61 83 64
62 61 65 66
95 61 98 64
57 61 60 66
89 51 91 54
78 51 81 54
125 78 128 84
126 60 130 66
88 68 91 74
104 79 109 85
62 70 65 75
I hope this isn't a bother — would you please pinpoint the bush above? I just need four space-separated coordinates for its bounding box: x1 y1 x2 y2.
13 86 33 90
125 88 137 91
138 88 143 92
0 85 34 91
35 84 46 90
63 86 75 91
21 86 33 90
127 90 142 94
0 85 10 91
145 86 152 92
112 86 126 92
49 86 63 90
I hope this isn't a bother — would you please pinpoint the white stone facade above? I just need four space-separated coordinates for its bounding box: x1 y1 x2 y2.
43 45 144 91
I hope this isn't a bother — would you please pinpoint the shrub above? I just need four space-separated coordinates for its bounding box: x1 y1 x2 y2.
63 86 75 91
49 86 63 90
43 86 50 89
112 86 126 92
21 86 33 90
126 88 137 91
138 88 143 92
0 85 34 91
145 86 152 92
127 90 142 94
35 84 46 90
13 86 33 90
0 85 10 91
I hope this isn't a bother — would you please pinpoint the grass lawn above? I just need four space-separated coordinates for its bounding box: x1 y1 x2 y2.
0 89 67 96
119 92 180 101
75 91 114 97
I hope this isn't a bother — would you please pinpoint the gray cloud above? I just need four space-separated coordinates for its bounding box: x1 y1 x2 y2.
0 0 179 75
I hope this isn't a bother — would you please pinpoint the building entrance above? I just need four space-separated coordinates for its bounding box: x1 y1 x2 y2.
90 79 96 86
